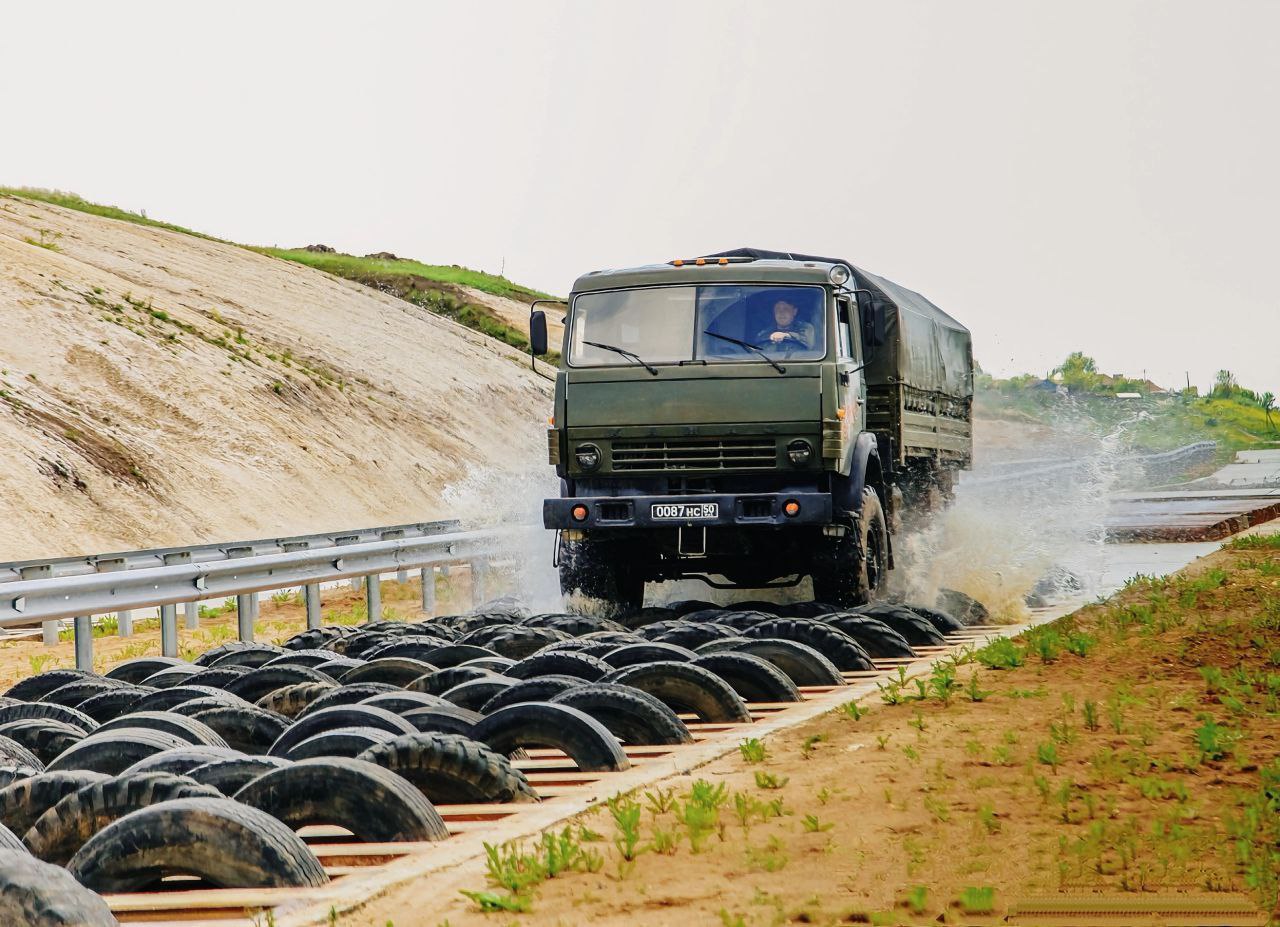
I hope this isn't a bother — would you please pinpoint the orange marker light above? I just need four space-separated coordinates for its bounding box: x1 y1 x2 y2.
836 408 846 420
673 259 684 266
783 500 801 517
571 504 589 522
695 257 706 265
718 257 728 265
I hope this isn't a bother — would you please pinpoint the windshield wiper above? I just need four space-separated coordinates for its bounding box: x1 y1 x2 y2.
702 331 786 374
582 340 659 375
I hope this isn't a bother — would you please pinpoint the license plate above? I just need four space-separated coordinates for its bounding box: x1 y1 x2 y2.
651 502 719 520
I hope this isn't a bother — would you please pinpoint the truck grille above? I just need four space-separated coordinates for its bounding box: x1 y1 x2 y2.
611 438 776 471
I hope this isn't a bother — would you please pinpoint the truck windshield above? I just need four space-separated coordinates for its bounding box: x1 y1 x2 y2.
568 285 826 368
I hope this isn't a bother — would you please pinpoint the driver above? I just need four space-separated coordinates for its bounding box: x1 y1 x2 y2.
755 299 815 350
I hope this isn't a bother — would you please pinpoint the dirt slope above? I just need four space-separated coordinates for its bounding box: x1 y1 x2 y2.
0 195 552 560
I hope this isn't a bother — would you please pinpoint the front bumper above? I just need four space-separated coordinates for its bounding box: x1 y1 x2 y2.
543 492 833 530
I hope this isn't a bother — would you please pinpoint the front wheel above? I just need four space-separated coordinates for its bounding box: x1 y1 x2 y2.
811 486 890 607
558 537 644 611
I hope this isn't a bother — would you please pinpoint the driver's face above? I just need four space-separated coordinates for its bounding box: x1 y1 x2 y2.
773 301 797 327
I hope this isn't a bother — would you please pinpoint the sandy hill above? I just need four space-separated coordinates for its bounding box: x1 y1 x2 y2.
0 194 552 560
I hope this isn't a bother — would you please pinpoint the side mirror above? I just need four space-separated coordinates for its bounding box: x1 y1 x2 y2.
855 291 886 347
529 310 548 356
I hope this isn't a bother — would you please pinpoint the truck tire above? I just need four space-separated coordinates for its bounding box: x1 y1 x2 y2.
225 666 338 704
743 618 875 671
0 848 119 925
234 757 449 842
314 656 366 677
0 771 108 837
440 676 519 712
505 651 611 682
266 705 415 757
813 486 889 607
105 657 184 685
359 691 451 716
139 665 202 689
856 603 947 646
192 640 265 666
823 613 916 658
208 644 286 670
601 662 753 723
24 770 221 864
183 665 252 689
257 681 338 718
726 639 846 686
135 685 246 713
411 666 496 697
479 676 583 714
0 720 87 766
471 626 572 661
549 683 693 746
935 588 990 626
358 732 538 804
0 823 22 852
0 702 97 733
76 687 152 724
535 614 627 636
282 627 350 651
184 755 291 795
39 679 126 708
188 705 290 755
400 705 484 737
283 726 398 760
296 683 401 717
340 657 438 687
122 746 243 777
905 601 967 633
422 644 502 668
6 671 92 703
261 649 339 670
97 712 228 748
652 623 741 650
67 796 328 890
558 539 645 610
0 766 42 790
472 703 629 772
690 653 802 702
361 638 453 663
46 728 191 776
603 642 697 669
0 737 44 772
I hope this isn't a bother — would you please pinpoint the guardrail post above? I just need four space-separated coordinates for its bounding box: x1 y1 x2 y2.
160 604 178 657
396 570 408 584
117 610 133 637
184 601 199 630
420 567 436 615
366 573 382 623
305 584 321 628
20 566 58 646
470 561 486 608
73 616 93 670
236 595 254 642
42 621 60 646
249 592 260 622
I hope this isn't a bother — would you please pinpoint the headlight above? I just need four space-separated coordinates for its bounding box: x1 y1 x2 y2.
575 443 602 471
828 264 851 286
786 439 813 467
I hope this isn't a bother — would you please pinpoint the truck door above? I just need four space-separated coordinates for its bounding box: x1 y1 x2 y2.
835 297 861 446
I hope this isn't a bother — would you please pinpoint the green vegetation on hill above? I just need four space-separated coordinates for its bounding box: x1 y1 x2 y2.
979 352 1278 456
2 186 554 357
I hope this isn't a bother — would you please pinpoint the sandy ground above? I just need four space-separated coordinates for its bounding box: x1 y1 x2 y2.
0 195 551 560
347 535 1279 926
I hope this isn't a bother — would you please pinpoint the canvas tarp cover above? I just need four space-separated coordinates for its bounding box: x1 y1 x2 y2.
703 248 972 400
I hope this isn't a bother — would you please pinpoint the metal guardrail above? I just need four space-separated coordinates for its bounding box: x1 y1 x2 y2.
0 524 510 672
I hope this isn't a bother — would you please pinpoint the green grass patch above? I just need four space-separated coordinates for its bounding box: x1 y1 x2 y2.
2 187 225 241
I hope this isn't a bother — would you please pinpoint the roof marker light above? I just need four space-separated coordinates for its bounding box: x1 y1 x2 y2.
828 265 852 286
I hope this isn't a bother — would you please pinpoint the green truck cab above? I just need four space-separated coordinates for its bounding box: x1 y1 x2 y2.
530 248 973 610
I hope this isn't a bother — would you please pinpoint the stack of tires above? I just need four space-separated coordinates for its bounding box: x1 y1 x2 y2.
0 593 984 918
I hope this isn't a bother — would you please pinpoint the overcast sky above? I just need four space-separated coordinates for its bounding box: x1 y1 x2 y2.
3 1 1276 393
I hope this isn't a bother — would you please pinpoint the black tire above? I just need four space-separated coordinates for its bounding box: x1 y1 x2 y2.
224 666 338 704
235 757 449 842
460 656 519 673
359 691 450 716
339 657 438 687
24 771 221 865
335 631 398 659
182 665 253 689
0 720 87 766
184 755 291 795
139 665 203 689
410 666 496 696
296 683 401 719
692 636 753 655
479 675 583 714
936 588 990 626
535 614 626 636
743 618 875 671
67 796 328 890
313 656 366 677
400 705 484 737
440 676 518 712
904 601 967 633
359 732 538 804
558 539 645 610
0 736 44 771
6 671 93 703
0 771 108 837
690 653 802 702
75 687 153 724
652 623 741 650
96 712 228 747
192 641 262 667
188 705 291 755
256 681 338 719
284 726 398 760
46 728 190 775
472 703 630 772
261 649 340 670
856 603 947 646
549 683 693 746
813 485 889 607
207 644 287 670
282 627 348 651
0 822 22 852
267 705 416 758
727 638 846 686
0 848 119 925
0 766 41 791
665 600 719 617
600 662 752 723
39 679 125 709
603 642 697 669
361 638 452 663
0 701 98 733
823 612 916 658
422 644 501 668
121 746 244 777
135 685 247 714
505 651 611 682
467 626 571 661
712 610 774 631
105 657 185 685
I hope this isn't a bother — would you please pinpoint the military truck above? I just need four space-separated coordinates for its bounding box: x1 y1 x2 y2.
529 248 973 609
